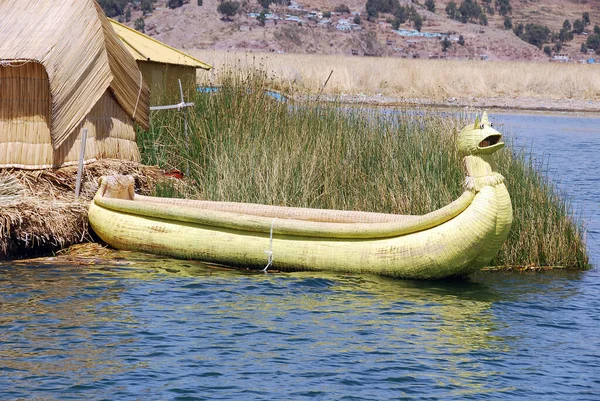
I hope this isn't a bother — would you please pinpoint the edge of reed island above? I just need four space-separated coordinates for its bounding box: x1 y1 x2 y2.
138 70 591 271
0 161 164 260
313 94 600 114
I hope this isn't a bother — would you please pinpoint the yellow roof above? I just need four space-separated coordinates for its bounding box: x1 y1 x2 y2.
109 19 211 70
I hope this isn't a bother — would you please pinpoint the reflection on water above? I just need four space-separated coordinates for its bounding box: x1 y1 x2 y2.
2 253 599 400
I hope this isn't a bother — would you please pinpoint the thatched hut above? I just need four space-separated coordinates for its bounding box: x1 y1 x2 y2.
0 0 150 170
109 19 212 105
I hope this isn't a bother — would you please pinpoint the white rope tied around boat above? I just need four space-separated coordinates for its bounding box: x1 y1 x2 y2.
262 217 277 272
132 70 143 120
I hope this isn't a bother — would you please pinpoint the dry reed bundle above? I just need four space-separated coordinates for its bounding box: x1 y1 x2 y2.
0 160 163 259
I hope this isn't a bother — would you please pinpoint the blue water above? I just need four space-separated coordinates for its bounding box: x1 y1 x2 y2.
1 111 599 400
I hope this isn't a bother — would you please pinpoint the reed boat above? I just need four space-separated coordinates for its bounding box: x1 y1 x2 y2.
88 113 512 279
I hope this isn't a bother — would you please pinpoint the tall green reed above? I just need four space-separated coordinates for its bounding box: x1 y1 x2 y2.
137 68 589 269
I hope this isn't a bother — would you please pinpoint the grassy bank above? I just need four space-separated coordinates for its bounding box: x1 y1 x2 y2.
138 68 589 269
192 50 600 104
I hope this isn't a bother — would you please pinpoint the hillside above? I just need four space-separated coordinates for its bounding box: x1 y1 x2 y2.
116 0 600 62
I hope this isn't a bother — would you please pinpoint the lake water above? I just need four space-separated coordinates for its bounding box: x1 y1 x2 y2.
1 111 599 400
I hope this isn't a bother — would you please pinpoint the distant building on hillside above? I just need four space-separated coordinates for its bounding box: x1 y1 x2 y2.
336 19 352 31
551 54 570 62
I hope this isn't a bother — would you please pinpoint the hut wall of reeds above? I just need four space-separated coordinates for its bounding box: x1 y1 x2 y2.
0 0 150 170
137 61 199 105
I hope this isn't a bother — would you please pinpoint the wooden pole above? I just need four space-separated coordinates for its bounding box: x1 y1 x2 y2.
316 70 334 102
179 79 190 176
75 128 87 200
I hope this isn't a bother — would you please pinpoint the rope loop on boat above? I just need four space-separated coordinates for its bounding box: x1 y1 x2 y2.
262 217 277 272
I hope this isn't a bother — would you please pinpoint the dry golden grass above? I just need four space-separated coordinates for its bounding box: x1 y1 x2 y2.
192 50 600 102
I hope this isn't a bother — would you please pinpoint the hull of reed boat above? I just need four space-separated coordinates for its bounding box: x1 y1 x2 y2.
88 175 512 279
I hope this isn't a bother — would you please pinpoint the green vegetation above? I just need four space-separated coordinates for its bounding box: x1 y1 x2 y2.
365 0 422 31
585 32 600 54
167 0 184 9
134 17 145 33
496 0 511 16
425 0 435 13
141 0 153 14
334 4 351 13
514 23 550 49
137 68 589 269
445 0 488 26
573 19 585 34
259 0 291 10
98 0 129 17
257 10 267 26
218 1 240 20
442 37 452 51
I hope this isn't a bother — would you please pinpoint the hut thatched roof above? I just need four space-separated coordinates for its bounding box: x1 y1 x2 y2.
0 0 150 150
109 19 212 70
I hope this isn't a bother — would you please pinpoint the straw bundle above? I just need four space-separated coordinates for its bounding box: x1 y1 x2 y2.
0 160 162 259
0 0 149 157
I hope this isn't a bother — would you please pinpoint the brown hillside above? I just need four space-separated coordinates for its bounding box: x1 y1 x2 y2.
122 0 600 62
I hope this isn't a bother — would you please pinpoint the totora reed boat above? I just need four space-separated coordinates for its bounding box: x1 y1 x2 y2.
88 113 512 279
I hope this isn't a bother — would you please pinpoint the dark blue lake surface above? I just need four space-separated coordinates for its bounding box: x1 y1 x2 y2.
1 111 599 400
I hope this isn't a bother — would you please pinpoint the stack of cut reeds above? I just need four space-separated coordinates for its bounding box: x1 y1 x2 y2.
0 160 162 259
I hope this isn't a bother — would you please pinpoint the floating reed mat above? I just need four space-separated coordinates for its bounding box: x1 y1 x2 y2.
0 160 162 259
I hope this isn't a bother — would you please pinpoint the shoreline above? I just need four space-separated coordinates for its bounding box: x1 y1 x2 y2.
312 94 600 115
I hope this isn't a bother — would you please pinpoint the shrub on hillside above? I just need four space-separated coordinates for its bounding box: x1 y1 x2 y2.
586 34 600 51
98 0 129 17
218 1 240 20
365 0 396 14
573 19 585 34
141 0 153 15
334 4 351 13
543 45 552 56
134 17 145 33
495 0 511 16
425 0 435 13
442 37 452 51
514 23 550 49
168 0 185 9
413 13 423 31
445 0 487 26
